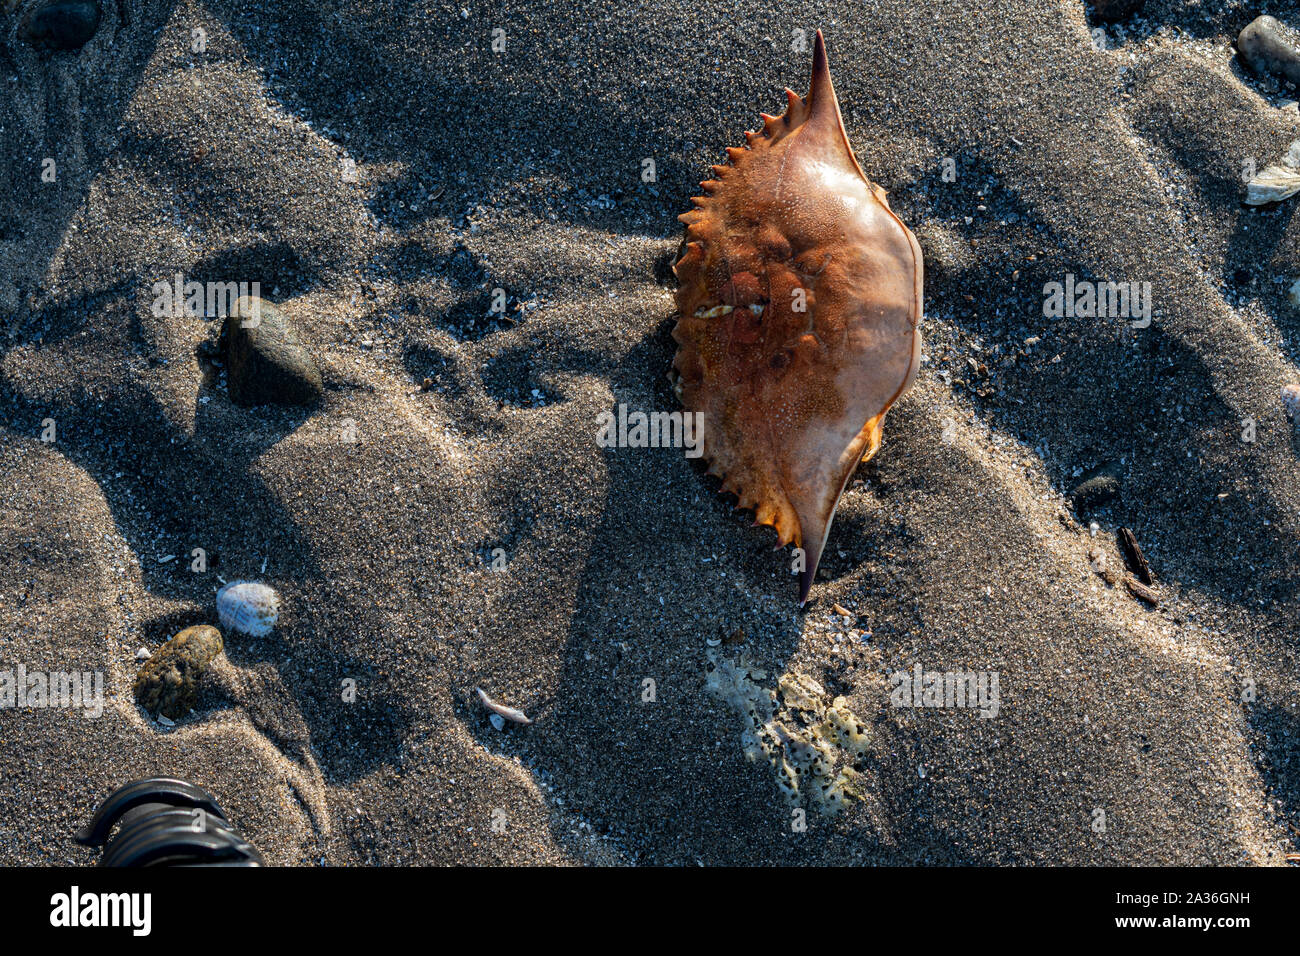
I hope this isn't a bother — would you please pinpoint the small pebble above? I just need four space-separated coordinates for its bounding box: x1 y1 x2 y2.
1239 16 1300 87
219 297 322 407
1089 0 1145 25
1071 462 1122 511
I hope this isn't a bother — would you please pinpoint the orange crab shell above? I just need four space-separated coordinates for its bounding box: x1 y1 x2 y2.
671 30 923 604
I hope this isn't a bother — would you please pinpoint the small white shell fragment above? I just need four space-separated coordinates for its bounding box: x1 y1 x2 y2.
476 687 533 725
693 304 734 318
488 713 506 731
216 580 281 636
1289 280 1300 310
157 714 175 727
1282 383 1300 420
1245 144 1300 205
135 647 151 661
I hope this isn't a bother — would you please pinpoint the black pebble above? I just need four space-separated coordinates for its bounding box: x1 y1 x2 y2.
1090 0 1145 25
24 1 102 52
1071 462 1123 511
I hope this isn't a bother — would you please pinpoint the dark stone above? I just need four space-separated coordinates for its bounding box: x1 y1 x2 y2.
220 296 322 407
1071 462 1123 511
1090 0 1145 25
134 625 224 720
1238 16 1300 86
24 1 101 52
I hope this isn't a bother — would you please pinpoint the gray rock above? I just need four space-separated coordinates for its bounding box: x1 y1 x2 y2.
133 625 224 720
220 296 322 407
1239 16 1300 86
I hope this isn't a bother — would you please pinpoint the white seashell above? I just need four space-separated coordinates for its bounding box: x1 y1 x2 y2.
1282 383 1300 420
135 647 151 661
1245 163 1300 205
216 580 281 636
488 713 506 731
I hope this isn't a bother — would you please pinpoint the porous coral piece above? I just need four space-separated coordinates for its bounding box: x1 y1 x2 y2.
707 652 875 814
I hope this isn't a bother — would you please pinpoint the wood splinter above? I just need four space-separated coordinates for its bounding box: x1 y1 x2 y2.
1124 574 1160 607
1118 527 1155 585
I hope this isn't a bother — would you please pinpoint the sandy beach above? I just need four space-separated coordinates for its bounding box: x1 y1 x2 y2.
3 0 1300 865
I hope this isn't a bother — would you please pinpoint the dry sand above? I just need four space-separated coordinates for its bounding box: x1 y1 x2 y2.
2 0 1300 865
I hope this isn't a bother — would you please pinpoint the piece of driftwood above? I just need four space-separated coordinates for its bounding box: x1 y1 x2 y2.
1118 527 1155 585
1124 574 1160 606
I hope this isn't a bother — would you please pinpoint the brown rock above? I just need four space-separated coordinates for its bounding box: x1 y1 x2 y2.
133 625 224 720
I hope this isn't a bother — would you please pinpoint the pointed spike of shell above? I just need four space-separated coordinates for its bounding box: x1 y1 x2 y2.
809 30 832 112
806 29 849 136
